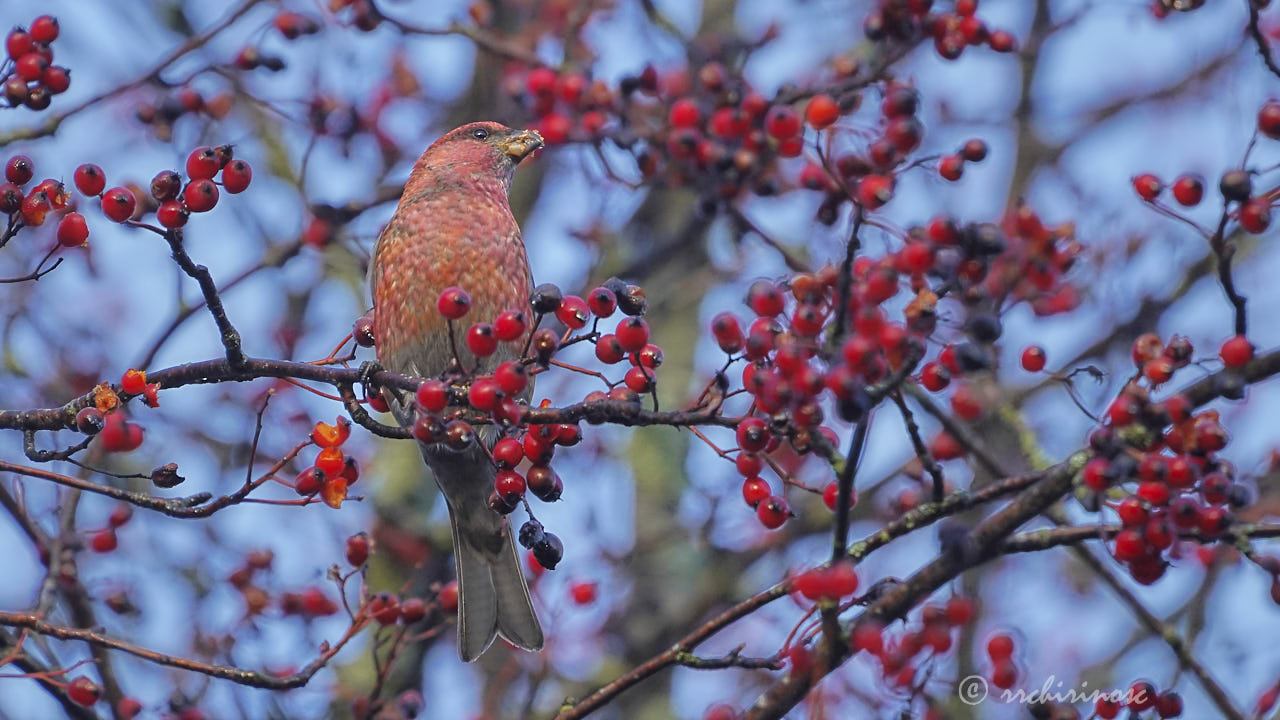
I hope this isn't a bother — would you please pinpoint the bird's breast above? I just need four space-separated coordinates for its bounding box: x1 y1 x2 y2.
371 190 533 378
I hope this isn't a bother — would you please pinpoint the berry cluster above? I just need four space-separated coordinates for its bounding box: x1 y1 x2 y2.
362 278 651 571
708 200 1078 530
500 8 1011 227
864 0 1017 60
132 87 236 140
1 154 85 246
71 145 249 231
3 16 69 111
294 416 360 507
1131 97 1280 235
1074 332 1252 584
815 596 978 716
1094 681 1183 719
85 503 133 554
797 84 990 224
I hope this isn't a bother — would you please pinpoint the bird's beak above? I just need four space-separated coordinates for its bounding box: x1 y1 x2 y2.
499 129 544 162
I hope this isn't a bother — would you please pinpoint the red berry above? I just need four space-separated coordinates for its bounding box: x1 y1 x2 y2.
880 85 919 117
856 174 894 209
1260 99 1280 139
586 286 617 317
988 29 1016 52
920 361 951 391
183 178 219 212
468 378 501 411
74 164 105 196
315 446 344 477
594 334 625 364
436 287 471 319
945 596 976 625
805 93 840 129
5 155 33 184
929 431 964 460
15 52 46 81
555 294 590 329
900 240 933 273
20 191 50 226
1220 335 1253 368
961 139 988 162
56 212 89 247
5 29 33 60
491 439 523 472
1132 173 1163 201
34 178 66 209
950 384 982 420
1240 197 1272 233
986 633 1014 661
539 112 572 144
711 312 744 353
157 201 189 229
101 187 136 222
67 676 99 707
222 159 252 193
1020 345 1046 372
99 413 144 453
1116 497 1149 527
885 116 922 153
764 105 801 139
1112 528 1145 561
416 379 448 412
345 533 369 566
42 65 70 94
1129 681 1157 711
494 469 526 500
90 529 118 553
466 323 498 357
991 660 1017 690
117 697 143 719
494 361 528 395
938 154 964 181
570 581 597 605
624 366 654 393
437 581 459 613
736 417 769 452
1155 691 1183 718
30 15 59 44
1082 457 1110 491
493 309 527 341
736 452 763 477
615 316 649 352
1171 174 1203 206
669 98 701 128
852 622 884 654
793 568 826 601
525 67 556 96
756 495 790 529
827 561 859 597
186 146 221 180
741 476 770 507
120 369 147 395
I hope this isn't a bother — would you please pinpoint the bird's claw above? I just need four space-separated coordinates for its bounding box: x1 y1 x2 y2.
358 360 384 391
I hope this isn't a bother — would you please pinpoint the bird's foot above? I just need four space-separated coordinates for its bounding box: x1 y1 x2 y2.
357 360 384 388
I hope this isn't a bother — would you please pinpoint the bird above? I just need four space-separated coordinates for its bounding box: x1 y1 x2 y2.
369 121 545 661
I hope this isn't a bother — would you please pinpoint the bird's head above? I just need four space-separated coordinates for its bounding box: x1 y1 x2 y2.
414 122 544 189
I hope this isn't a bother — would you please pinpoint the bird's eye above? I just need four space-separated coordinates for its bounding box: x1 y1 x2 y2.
471 128 489 140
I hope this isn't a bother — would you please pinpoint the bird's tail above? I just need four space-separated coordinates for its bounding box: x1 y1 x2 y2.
428 446 543 662
449 503 544 661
